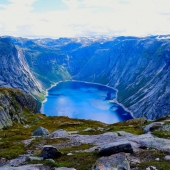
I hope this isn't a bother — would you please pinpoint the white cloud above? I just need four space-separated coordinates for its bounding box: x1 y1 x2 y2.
0 0 170 37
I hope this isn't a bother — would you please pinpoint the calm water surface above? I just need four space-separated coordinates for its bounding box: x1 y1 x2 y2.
41 81 133 124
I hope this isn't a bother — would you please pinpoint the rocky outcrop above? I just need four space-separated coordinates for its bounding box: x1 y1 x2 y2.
9 155 29 167
0 88 39 129
0 37 41 95
73 36 170 120
92 153 130 170
98 141 133 156
32 126 49 136
41 145 62 159
144 122 164 133
49 129 68 138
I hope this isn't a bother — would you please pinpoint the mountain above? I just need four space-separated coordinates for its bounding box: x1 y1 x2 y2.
0 37 42 99
0 87 39 129
74 36 170 120
1 35 170 120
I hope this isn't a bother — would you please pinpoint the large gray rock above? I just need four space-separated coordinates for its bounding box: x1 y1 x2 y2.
98 141 133 156
164 155 170 160
10 155 29 167
41 145 62 159
32 126 49 136
144 122 164 133
116 131 135 137
92 153 130 170
0 106 13 129
67 132 139 153
129 134 170 152
158 123 170 131
0 87 39 130
49 129 68 138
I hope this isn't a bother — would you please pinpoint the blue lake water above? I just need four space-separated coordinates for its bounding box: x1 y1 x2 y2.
41 81 133 124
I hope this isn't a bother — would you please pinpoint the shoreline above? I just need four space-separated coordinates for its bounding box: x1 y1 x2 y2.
72 80 134 118
40 80 69 112
41 79 134 119
109 90 134 118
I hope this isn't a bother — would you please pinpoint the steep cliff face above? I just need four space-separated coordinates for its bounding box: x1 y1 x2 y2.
10 37 72 88
0 38 42 95
75 36 170 119
0 88 39 129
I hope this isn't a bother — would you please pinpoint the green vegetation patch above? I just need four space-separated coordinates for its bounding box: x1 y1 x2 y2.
27 137 69 150
59 144 94 153
0 143 26 159
29 152 98 170
132 149 170 170
107 118 146 135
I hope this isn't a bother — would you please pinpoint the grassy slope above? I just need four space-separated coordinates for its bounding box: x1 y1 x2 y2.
1 108 170 169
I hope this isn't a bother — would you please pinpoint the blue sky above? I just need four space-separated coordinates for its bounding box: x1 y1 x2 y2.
0 0 170 38
32 0 68 13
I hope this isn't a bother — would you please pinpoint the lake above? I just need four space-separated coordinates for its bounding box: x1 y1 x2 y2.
41 81 133 124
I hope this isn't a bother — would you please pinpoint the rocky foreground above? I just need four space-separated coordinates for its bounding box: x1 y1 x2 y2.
1 115 170 170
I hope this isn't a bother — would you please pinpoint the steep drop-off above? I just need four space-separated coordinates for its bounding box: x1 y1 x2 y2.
0 37 42 98
0 88 39 129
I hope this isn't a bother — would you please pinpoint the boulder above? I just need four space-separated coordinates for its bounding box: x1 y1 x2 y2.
130 134 170 152
10 155 29 167
92 152 130 170
164 155 170 160
98 141 133 156
41 145 62 159
158 124 170 131
83 128 95 132
97 127 104 131
116 131 135 137
49 129 68 138
144 122 164 133
0 158 7 165
32 126 49 136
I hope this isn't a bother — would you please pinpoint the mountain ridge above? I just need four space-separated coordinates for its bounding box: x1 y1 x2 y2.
1 35 170 120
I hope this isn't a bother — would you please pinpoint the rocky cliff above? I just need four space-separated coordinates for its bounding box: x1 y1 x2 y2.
0 37 42 97
0 88 39 129
74 36 170 120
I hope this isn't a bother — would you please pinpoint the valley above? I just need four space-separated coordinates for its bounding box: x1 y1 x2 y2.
1 35 170 120
0 35 170 169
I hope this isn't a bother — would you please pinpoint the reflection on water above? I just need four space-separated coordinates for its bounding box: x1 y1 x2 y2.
41 81 133 124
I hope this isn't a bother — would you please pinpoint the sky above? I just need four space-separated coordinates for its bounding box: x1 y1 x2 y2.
0 0 170 38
